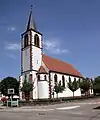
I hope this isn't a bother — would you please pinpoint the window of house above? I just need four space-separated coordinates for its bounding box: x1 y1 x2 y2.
54 74 57 84
34 34 39 47
24 34 28 48
62 75 65 87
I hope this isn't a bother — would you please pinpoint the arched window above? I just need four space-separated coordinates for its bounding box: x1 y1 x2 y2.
78 78 81 84
34 34 39 47
62 75 65 87
54 74 57 84
37 75 40 81
69 76 71 82
29 74 33 81
24 34 28 47
44 75 47 80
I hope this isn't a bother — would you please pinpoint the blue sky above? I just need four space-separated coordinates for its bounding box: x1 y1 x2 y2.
0 0 100 79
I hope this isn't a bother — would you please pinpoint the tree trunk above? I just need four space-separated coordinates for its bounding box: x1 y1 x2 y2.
56 93 58 99
53 93 54 99
85 91 88 98
25 93 30 101
73 92 74 98
85 92 86 96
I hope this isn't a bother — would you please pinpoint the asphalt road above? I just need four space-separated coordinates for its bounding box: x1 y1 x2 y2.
0 98 100 120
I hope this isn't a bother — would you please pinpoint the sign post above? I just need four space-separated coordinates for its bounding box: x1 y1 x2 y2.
8 89 14 107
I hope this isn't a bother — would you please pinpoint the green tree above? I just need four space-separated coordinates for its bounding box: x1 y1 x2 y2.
93 76 100 95
79 78 91 96
21 79 33 101
54 80 65 98
0 77 19 96
67 78 79 98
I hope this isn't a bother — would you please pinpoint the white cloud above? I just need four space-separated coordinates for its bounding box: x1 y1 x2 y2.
7 54 17 59
53 48 70 54
43 38 70 54
8 27 16 31
4 43 20 50
4 38 69 57
4 43 20 59
43 40 59 50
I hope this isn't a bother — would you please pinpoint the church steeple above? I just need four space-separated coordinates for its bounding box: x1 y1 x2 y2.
26 5 37 31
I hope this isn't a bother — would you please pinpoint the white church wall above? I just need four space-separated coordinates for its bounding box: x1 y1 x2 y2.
31 28 42 72
22 48 30 72
37 73 49 99
31 71 38 99
50 72 81 98
32 46 42 71
38 81 49 99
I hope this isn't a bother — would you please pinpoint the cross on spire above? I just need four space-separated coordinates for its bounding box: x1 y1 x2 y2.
31 5 33 10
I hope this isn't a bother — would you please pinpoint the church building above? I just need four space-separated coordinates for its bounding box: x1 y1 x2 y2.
19 8 85 100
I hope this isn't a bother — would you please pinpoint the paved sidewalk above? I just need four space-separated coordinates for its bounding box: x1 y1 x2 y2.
0 98 100 112
0 104 6 109
0 99 100 120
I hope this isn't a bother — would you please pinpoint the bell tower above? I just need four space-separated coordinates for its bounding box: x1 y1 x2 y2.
21 7 42 73
20 6 42 99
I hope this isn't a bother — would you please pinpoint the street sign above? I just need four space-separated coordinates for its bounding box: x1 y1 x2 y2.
8 89 15 95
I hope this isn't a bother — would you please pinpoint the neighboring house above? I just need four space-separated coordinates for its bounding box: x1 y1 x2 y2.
19 8 85 100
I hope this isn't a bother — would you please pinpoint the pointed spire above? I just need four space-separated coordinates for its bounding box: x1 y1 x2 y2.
26 5 37 31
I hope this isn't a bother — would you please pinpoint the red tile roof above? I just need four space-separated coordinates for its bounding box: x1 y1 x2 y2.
38 66 47 73
42 54 83 78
